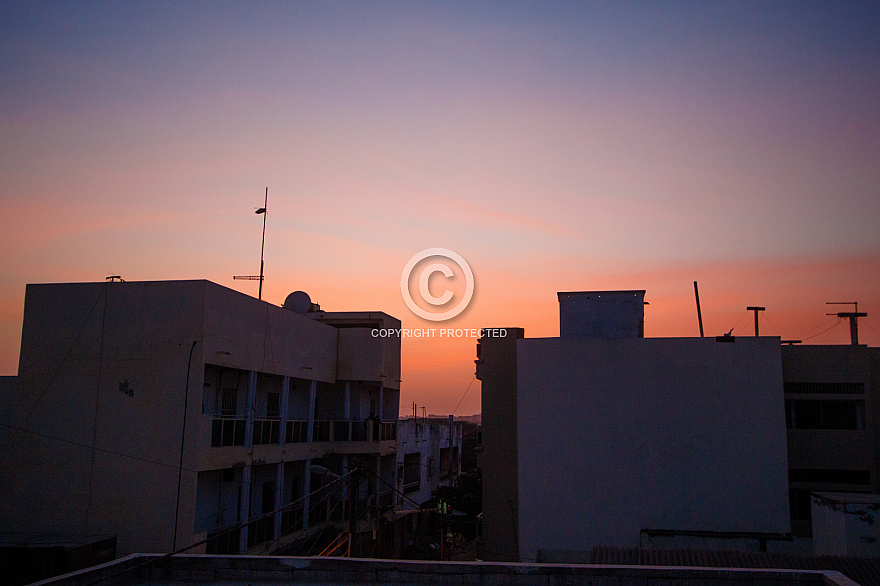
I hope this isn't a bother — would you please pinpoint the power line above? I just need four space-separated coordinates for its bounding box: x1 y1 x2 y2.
451 375 477 416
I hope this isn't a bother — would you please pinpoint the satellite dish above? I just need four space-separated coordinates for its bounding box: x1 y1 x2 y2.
284 291 312 314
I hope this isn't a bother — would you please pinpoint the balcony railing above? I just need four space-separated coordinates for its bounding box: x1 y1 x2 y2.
313 420 331 442
252 418 280 445
286 420 308 443
278 419 398 445
381 421 397 441
211 417 246 447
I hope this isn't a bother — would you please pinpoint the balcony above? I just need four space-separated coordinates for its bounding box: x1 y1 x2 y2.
277 419 397 445
252 419 280 445
285 420 308 443
313 420 331 442
211 417 246 447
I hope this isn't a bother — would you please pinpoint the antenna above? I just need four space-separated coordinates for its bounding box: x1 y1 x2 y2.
233 187 269 300
826 302 867 345
746 306 765 336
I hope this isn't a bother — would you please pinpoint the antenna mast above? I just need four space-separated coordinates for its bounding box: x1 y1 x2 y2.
826 302 867 345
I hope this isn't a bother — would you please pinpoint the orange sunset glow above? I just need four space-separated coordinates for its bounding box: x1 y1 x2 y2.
2 2 878 417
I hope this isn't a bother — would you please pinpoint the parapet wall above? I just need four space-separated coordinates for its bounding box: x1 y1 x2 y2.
36 554 857 586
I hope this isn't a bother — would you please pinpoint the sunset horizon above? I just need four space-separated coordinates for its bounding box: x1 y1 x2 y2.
2 1 878 417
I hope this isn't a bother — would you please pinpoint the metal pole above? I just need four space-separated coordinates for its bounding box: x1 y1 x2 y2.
258 187 267 300
747 307 765 336
693 281 704 337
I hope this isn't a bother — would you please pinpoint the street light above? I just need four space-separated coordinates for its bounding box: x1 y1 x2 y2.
256 187 268 300
232 187 269 300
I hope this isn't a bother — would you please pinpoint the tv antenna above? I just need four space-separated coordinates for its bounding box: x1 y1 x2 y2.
233 187 268 300
826 301 867 345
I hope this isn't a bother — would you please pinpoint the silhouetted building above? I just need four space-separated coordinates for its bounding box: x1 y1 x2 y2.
0 280 400 555
476 291 791 562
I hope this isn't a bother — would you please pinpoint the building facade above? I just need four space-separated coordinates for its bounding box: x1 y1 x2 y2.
476 291 792 562
0 280 400 555
781 343 880 538
396 417 463 507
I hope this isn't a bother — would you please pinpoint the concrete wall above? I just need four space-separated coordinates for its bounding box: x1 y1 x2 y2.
0 281 208 554
516 336 791 561
475 328 523 562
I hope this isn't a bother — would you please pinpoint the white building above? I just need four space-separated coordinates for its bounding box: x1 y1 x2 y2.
476 291 791 562
0 280 400 555
396 417 463 507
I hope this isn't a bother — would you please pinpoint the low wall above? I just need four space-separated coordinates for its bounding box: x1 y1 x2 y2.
35 554 858 586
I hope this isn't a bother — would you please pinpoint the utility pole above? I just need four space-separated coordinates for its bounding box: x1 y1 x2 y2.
827 302 867 345
747 306 765 336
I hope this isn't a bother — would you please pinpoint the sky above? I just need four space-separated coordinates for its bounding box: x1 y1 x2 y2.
1 1 879 416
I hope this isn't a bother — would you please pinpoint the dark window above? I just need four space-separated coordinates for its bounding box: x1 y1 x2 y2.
261 481 275 514
785 400 864 430
221 387 238 417
403 453 420 492
789 488 812 521
267 393 280 418
785 382 865 394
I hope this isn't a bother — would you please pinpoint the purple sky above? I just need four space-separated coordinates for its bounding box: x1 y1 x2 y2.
2 1 879 415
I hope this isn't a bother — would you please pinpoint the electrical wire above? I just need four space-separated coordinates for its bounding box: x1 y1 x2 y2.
727 311 748 336
818 318 844 344
451 375 477 416
760 312 782 337
794 316 840 341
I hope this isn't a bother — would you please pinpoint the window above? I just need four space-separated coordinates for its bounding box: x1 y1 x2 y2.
403 453 420 492
785 400 864 430
221 387 238 417
267 392 280 418
784 382 864 394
